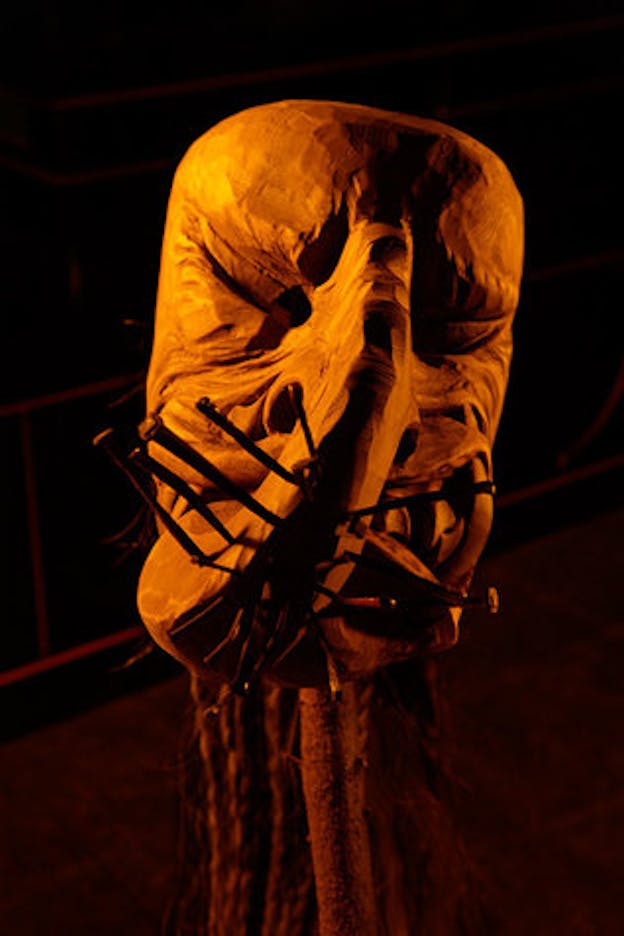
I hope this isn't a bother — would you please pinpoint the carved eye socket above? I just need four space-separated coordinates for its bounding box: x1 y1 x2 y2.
297 200 349 286
274 286 312 327
247 286 312 351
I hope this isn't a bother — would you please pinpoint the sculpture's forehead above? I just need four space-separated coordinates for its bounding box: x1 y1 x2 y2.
176 99 500 238
186 98 492 176
150 100 522 414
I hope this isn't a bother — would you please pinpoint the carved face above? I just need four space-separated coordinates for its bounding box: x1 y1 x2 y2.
136 100 523 690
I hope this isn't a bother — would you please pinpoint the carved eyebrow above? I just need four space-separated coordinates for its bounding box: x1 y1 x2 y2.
199 213 298 305
198 240 268 313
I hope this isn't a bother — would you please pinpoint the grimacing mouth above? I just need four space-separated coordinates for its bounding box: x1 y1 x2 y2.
95 390 499 694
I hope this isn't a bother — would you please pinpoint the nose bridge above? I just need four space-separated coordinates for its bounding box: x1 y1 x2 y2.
357 220 414 381
308 219 418 513
262 218 418 517
318 219 412 353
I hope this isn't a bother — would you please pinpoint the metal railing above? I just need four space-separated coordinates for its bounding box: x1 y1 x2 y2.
0 373 144 688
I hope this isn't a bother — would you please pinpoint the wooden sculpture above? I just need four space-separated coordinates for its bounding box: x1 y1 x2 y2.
107 100 523 934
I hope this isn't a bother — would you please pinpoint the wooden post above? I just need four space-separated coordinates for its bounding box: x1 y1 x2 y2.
299 686 377 936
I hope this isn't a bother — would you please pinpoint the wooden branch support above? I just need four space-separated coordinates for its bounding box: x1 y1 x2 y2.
299 686 377 936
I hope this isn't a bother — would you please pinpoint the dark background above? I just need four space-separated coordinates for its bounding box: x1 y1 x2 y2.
0 0 622 742
0 4 622 934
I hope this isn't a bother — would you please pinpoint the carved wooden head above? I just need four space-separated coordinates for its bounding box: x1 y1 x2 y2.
135 100 523 691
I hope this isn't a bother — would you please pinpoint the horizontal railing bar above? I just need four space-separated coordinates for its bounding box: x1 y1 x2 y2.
1 14 622 119
2 72 621 188
496 454 624 509
0 371 142 419
440 74 623 120
525 248 624 284
0 626 144 688
45 14 624 112
0 153 176 186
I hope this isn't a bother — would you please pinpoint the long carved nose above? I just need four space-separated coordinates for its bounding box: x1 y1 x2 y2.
313 220 415 516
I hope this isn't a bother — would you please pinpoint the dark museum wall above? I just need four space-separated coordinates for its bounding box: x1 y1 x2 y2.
0 2 622 730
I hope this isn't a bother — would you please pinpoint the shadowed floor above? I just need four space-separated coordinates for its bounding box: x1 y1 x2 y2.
447 506 622 936
1 507 621 934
